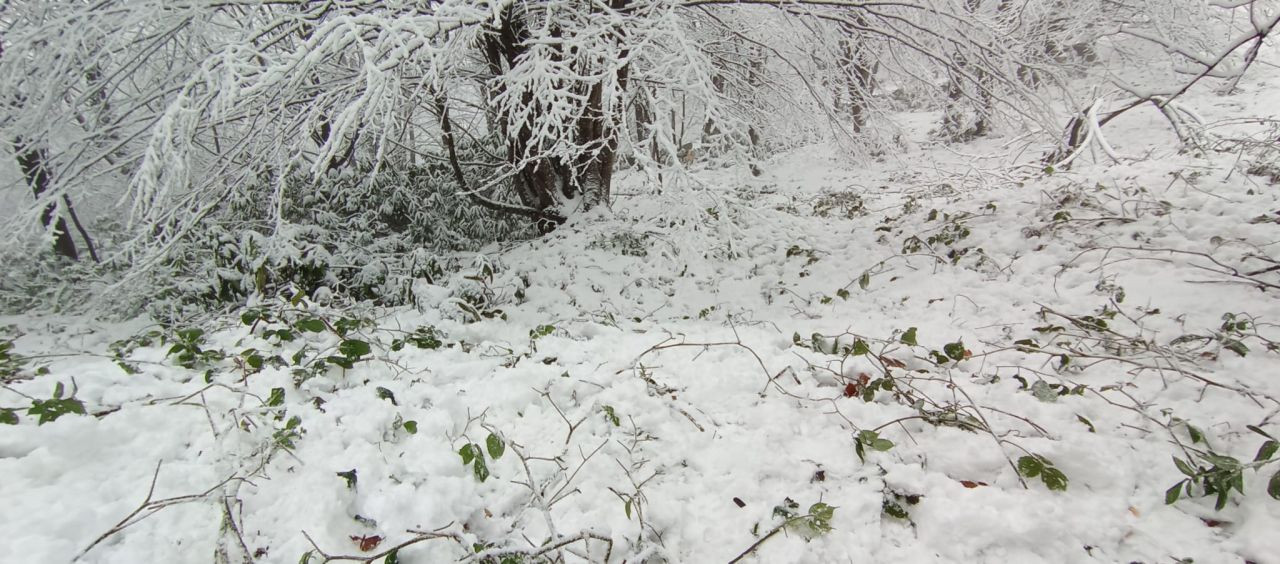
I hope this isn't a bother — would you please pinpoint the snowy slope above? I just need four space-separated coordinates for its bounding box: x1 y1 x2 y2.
3 74 1280 564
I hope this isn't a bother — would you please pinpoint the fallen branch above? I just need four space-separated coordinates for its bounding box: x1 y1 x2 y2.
75 461 242 561
463 531 613 563
301 528 464 563
726 513 822 564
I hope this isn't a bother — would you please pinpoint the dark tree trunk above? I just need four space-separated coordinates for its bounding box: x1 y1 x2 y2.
478 2 629 223
13 139 80 261
700 74 726 151
481 6 561 214
310 115 359 172
939 0 992 141
3 40 94 262
836 18 876 132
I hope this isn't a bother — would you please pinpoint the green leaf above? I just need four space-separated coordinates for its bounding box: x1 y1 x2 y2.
1223 338 1249 357
624 499 632 519
851 340 870 356
1173 457 1197 477
809 502 835 522
1268 470 1280 500
529 324 556 339
336 469 357 489
1017 455 1043 478
882 499 909 519
1214 488 1230 510
241 311 261 326
0 408 18 425
338 339 371 359
1075 414 1096 433
943 340 966 361
473 454 490 482
1186 423 1204 444
858 272 870 290
295 319 326 333
486 432 505 460
273 415 303 449
1030 380 1058 403
459 443 478 466
602 405 621 426
298 550 313 564
783 499 833 538
333 318 365 337
1040 467 1069 491
1255 440 1278 463
266 387 285 407
376 387 398 405
326 355 354 369
1013 338 1039 350
855 430 894 454
403 420 417 434
1165 481 1183 504
900 327 918 346
811 333 828 354
176 328 204 343
384 549 399 564
1203 453 1240 470
1247 425 1276 440
28 397 86 424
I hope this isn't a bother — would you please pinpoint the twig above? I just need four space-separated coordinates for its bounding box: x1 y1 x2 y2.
76 461 240 561
463 531 613 563
301 528 464 563
726 514 818 564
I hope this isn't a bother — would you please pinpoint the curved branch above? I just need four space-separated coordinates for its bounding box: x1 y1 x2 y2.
433 93 565 225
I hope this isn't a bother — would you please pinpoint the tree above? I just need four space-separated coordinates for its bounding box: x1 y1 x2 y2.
1 0 1273 306
0 39 93 262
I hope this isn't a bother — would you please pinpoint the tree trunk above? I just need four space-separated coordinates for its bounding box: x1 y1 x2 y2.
940 0 991 141
479 2 629 222
13 139 80 261
481 6 562 215
2 41 83 261
836 19 876 132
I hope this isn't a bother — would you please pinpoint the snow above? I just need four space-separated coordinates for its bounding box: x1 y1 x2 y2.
3 73 1280 564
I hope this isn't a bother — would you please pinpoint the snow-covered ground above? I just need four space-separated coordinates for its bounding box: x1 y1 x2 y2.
3 74 1280 564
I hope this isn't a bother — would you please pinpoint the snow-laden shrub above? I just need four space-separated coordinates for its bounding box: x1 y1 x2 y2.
0 165 531 321
145 165 530 318
0 246 103 314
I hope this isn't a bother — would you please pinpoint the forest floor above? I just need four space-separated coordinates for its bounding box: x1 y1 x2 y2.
4 73 1280 564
